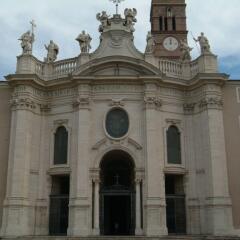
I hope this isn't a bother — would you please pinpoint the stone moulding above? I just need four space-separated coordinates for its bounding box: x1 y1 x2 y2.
199 97 223 110
144 96 162 110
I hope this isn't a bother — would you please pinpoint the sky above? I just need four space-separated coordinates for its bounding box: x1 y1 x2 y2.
0 0 239 80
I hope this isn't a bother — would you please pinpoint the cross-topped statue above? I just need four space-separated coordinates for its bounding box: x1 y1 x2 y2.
30 20 36 35
110 0 125 15
19 20 36 55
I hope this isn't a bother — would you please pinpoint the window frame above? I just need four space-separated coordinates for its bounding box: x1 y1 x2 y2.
164 119 185 169
50 120 71 168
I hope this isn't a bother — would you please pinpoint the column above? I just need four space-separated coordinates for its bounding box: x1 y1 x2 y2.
93 179 100 235
135 178 142 235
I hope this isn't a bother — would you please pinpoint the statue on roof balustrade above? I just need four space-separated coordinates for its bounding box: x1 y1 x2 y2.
76 30 92 53
194 32 212 55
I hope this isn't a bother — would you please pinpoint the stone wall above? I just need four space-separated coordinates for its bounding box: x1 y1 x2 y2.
0 82 11 227
223 81 240 232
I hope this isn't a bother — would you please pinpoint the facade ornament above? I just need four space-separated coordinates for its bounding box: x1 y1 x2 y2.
199 97 223 110
124 8 137 32
183 103 196 114
40 104 51 112
194 32 212 55
73 97 90 109
96 11 110 32
145 31 155 54
76 31 92 53
109 99 124 107
180 39 193 61
166 118 181 126
10 98 36 110
144 96 162 110
44 40 59 63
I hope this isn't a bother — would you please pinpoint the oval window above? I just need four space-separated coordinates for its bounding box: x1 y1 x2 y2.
105 108 129 138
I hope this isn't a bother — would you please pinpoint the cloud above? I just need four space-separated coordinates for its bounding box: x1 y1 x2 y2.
0 0 239 79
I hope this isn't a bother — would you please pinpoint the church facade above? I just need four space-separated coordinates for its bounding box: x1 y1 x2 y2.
0 0 240 238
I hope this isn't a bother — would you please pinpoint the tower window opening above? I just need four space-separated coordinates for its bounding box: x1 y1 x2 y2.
159 16 163 31
172 16 176 31
164 17 168 31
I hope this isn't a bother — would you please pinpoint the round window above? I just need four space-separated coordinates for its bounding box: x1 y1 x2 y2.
105 108 129 139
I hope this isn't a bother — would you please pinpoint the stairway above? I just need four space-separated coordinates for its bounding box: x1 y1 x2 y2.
1 236 239 240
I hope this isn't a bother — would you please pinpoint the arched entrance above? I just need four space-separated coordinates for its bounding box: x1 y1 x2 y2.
100 150 135 235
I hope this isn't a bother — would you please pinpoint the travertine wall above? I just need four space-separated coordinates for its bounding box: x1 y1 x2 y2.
0 82 11 227
223 81 240 230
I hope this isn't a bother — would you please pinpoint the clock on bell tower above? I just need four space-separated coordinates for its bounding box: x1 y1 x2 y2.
150 0 188 59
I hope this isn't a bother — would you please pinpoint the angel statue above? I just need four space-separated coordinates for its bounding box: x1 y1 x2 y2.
44 40 59 63
18 20 36 55
96 11 110 32
76 30 92 53
194 32 212 55
145 31 155 54
180 39 193 61
124 8 137 32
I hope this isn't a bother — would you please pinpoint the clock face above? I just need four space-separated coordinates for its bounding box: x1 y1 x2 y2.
163 37 179 51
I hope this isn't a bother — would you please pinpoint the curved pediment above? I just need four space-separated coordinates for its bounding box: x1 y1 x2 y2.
72 56 162 77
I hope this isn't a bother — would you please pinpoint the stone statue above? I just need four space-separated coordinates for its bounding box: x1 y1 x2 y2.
180 39 193 61
96 11 110 32
145 31 155 53
18 20 36 55
194 32 211 54
124 8 137 32
44 40 59 63
18 30 35 55
76 30 92 53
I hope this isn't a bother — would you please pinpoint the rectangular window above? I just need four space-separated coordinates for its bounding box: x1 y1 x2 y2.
236 87 240 103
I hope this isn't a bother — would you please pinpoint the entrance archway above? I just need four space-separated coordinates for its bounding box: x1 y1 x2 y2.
100 150 135 235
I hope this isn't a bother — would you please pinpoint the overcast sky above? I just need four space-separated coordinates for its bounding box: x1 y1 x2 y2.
0 0 239 79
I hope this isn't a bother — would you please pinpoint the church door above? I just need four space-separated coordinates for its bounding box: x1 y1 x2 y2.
99 150 135 235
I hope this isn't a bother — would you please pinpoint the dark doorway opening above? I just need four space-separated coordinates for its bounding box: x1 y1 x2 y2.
49 175 69 236
104 195 131 235
100 150 135 235
165 174 186 235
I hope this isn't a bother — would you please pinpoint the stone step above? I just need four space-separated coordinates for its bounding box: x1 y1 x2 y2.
1 236 239 240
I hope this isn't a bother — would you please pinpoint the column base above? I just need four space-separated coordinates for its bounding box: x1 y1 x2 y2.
145 199 168 236
1 199 34 237
92 228 100 235
135 228 143 235
205 197 235 236
68 199 90 236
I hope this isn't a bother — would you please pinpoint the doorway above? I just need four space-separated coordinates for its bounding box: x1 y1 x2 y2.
100 150 135 235
49 175 69 236
165 174 186 234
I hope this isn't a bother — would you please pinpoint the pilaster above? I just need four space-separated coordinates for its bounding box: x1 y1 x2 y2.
143 82 167 236
1 95 36 237
68 83 91 236
199 84 234 235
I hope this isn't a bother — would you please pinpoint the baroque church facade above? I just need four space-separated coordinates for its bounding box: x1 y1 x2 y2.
0 0 240 238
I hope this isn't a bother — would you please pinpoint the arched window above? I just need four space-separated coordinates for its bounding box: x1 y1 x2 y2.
167 126 181 164
54 126 68 165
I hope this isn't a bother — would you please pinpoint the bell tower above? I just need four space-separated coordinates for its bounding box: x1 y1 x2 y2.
150 0 188 59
